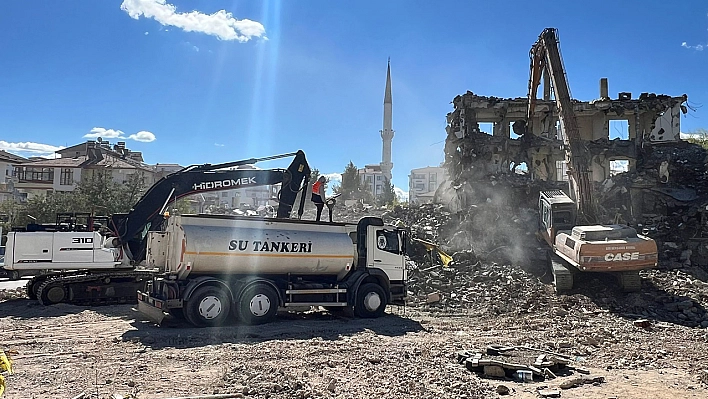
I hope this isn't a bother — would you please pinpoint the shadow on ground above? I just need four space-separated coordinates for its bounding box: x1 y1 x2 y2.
122 309 424 349
0 298 138 319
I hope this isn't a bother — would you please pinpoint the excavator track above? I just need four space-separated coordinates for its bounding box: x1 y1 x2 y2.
36 271 156 306
549 252 574 293
26 271 87 300
618 271 642 292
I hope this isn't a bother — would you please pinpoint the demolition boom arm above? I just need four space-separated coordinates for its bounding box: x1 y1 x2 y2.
111 150 311 261
527 28 596 223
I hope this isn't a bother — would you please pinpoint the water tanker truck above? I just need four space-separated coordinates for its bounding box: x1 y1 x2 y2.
138 214 407 326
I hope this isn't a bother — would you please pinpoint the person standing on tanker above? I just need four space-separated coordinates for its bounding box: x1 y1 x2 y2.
311 176 326 222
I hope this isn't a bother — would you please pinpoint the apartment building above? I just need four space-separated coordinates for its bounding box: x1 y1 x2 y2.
409 166 447 205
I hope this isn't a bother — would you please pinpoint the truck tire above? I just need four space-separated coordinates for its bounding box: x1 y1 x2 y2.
168 308 185 320
238 284 278 325
354 283 387 318
184 286 231 327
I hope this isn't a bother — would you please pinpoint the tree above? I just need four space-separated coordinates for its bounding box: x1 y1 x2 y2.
0 200 22 239
310 168 320 186
377 178 396 206
334 161 360 201
5 169 150 227
685 128 708 150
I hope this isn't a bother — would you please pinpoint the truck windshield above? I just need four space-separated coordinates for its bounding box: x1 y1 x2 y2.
377 230 401 254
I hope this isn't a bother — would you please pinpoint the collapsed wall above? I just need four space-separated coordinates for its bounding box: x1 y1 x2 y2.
439 90 707 266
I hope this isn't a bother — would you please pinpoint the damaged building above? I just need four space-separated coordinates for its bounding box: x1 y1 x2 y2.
440 82 708 267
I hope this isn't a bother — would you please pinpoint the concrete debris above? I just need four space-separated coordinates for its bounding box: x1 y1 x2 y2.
558 375 605 389
496 384 511 395
0 288 25 302
538 388 562 398
425 292 441 304
484 365 506 378
458 346 581 382
700 370 708 385
326 378 336 393
633 319 652 328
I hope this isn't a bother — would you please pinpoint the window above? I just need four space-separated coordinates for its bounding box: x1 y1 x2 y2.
376 230 400 254
429 173 437 184
479 122 494 135
222 192 228 198
553 211 573 226
376 175 382 181
366 176 373 183
556 161 569 181
60 168 73 185
565 237 576 249
14 167 54 182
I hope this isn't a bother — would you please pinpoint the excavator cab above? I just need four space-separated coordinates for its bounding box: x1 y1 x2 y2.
538 190 576 247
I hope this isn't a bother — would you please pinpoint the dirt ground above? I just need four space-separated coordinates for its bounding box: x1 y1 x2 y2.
1 297 707 399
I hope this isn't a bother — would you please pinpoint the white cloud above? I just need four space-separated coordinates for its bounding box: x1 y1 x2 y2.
321 173 342 184
84 127 156 143
0 141 64 157
214 143 225 147
394 187 409 202
128 131 156 142
682 41 705 51
144 31 149 35
184 42 200 52
85 127 125 139
120 0 266 42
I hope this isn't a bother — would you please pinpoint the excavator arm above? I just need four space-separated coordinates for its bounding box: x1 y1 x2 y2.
111 150 311 262
527 28 596 224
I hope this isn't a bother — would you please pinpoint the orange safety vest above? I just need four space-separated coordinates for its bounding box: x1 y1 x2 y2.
312 180 323 194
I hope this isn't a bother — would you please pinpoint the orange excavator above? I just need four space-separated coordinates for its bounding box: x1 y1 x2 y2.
524 28 658 292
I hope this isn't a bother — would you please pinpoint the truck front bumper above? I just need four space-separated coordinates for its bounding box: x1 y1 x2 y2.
137 291 167 325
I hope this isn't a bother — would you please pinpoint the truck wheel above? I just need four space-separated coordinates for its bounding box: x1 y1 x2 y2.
238 284 278 325
8 270 20 281
354 283 387 318
184 286 231 327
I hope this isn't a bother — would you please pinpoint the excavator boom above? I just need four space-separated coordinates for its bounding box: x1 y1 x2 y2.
110 150 311 262
527 28 596 224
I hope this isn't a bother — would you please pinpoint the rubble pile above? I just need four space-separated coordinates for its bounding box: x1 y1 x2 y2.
642 269 708 328
405 258 552 314
600 140 708 265
384 201 543 268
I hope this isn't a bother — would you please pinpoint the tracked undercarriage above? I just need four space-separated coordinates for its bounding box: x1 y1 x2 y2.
26 271 156 306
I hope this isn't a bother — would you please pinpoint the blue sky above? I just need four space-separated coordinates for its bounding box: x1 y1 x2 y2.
1 1 707 196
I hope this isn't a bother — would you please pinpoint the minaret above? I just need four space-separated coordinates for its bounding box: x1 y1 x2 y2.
380 58 394 181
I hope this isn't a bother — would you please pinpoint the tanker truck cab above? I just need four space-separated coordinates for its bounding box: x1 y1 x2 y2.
138 214 407 327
